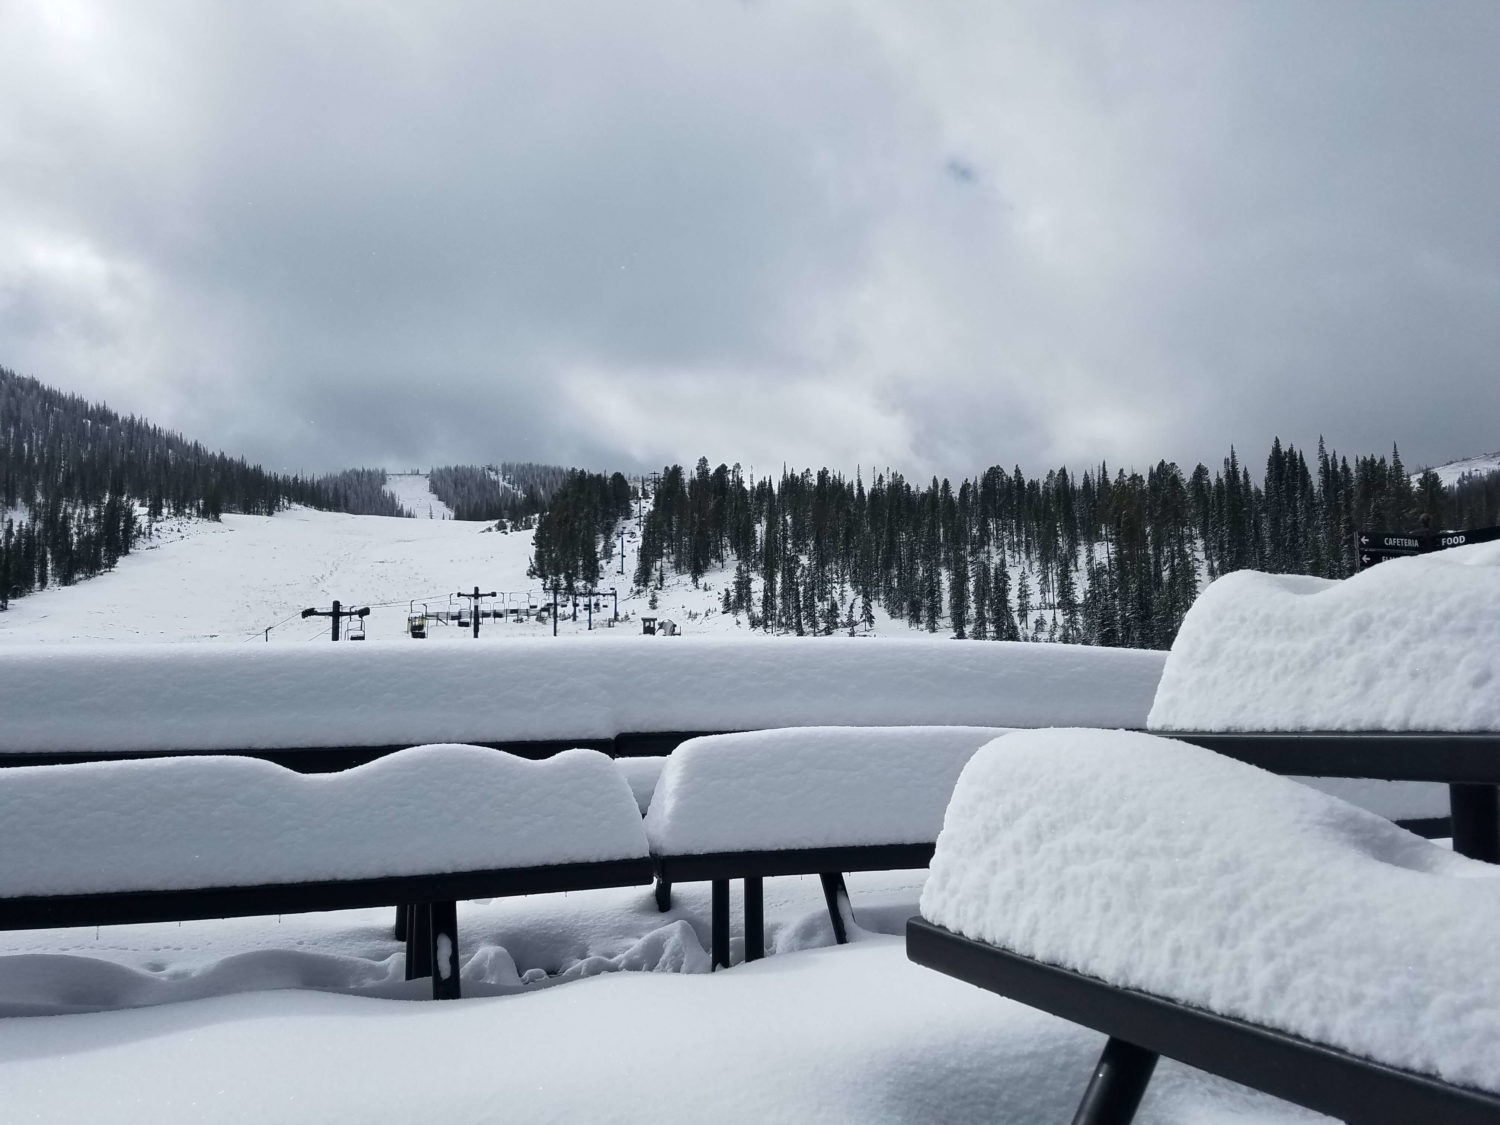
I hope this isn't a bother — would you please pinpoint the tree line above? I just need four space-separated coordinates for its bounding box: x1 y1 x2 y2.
427 463 572 522
531 442 1500 649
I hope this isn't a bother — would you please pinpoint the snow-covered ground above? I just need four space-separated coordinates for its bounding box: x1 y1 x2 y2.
0 874 1327 1123
1418 451 1500 487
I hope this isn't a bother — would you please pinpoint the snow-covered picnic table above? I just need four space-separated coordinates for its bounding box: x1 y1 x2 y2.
1148 540 1500 860
912 728 1500 1125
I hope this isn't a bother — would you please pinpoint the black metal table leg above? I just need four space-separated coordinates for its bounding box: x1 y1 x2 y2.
744 876 764 962
1449 784 1500 862
429 900 461 1000
654 877 672 912
1071 1037 1159 1125
818 872 850 945
405 903 433 981
393 904 407 942
711 879 730 970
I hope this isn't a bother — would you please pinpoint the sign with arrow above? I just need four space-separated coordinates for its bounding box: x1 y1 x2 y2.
1356 531 1426 553
1354 525 1500 571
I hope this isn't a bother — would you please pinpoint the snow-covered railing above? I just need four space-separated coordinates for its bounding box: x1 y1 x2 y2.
644 727 1009 967
0 746 654 1000
0 639 1166 766
910 729 1500 1125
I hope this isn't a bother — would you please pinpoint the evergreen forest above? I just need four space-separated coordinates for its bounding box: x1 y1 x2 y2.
530 444 1500 650
428 463 571 522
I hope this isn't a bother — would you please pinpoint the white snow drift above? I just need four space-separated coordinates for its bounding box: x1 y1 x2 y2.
0 638 1165 756
922 728 1500 1093
645 727 1010 854
0 745 648 897
1148 541 1500 731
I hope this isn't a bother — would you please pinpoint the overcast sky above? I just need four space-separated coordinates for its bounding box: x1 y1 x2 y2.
2 1 1497 480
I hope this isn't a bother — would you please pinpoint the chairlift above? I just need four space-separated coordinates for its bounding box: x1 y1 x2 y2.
347 615 367 641
407 614 428 639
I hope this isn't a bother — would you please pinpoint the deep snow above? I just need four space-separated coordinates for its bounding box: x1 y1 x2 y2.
1148 540 1500 731
0 934 1331 1125
0 638 1165 755
646 727 1010 854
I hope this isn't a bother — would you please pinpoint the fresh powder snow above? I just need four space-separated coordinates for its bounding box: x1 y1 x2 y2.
1148 540 1500 731
0 745 648 897
921 728 1500 1094
0 638 1165 755
0 934 1328 1125
646 726 1010 854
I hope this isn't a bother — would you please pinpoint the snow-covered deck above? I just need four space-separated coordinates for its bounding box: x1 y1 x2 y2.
0 879 1324 1124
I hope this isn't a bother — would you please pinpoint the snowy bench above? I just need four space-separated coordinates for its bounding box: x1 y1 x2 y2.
0 746 653 1000
644 727 1009 969
910 729 1500 1125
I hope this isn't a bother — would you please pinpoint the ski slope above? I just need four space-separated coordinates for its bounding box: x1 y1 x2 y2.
382 471 454 519
0 495 950 645
1419 451 1500 487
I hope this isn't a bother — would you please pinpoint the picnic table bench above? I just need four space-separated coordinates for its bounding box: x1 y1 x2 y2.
0 745 653 1000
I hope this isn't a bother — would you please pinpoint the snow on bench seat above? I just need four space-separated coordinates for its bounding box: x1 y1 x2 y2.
921 728 1500 1094
0 638 1165 756
645 726 1011 856
1148 540 1500 733
0 745 649 899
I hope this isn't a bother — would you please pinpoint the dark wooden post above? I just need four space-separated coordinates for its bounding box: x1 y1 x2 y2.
429 900 461 1000
744 876 764 962
1071 1037 1159 1125
711 879 730 970
405 903 433 981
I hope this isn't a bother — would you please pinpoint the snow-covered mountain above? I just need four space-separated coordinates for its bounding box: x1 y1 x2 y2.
1417 451 1500 487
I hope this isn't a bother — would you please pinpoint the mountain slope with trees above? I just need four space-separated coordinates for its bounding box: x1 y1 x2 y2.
531 442 1500 650
0 369 404 608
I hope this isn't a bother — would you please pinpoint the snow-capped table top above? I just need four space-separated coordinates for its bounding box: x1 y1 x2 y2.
645 726 1009 854
0 745 649 898
921 728 1500 1093
0 637 1166 755
1147 540 1500 732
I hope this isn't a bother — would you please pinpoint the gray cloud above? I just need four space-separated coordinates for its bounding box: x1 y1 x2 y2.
2 1 1498 481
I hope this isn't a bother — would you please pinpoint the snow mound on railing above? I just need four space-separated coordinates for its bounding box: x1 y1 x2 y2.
0 745 648 898
1148 541 1500 731
646 726 1009 854
921 729 1500 1093
0 638 1166 755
